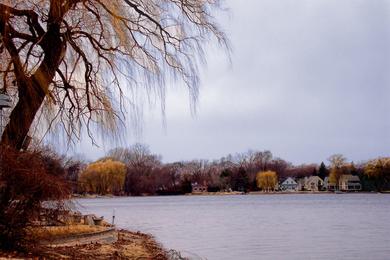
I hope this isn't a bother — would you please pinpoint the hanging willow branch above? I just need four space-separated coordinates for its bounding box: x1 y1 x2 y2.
0 0 228 149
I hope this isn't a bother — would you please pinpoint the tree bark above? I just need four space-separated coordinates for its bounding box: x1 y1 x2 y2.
0 21 65 150
1 81 45 150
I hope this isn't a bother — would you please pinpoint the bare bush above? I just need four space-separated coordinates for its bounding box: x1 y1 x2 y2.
0 145 70 250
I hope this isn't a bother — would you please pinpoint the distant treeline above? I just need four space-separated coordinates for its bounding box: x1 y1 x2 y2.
61 144 390 195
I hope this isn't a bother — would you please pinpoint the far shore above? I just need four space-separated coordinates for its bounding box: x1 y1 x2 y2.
73 190 388 199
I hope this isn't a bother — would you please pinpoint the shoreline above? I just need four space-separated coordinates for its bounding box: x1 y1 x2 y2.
0 230 170 260
74 191 386 199
3 192 387 259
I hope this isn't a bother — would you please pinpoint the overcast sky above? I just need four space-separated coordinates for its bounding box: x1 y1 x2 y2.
72 0 390 165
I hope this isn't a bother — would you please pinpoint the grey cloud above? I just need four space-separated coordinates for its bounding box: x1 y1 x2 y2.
70 0 390 165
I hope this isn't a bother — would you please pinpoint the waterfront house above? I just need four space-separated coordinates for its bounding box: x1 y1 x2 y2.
324 177 336 191
192 182 208 193
280 177 298 191
339 175 362 191
304 176 324 191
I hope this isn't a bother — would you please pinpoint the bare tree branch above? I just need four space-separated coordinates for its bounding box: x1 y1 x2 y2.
0 0 229 150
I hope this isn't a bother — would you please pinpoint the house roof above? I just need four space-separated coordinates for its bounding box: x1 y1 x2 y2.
281 177 298 185
339 175 360 182
305 176 324 184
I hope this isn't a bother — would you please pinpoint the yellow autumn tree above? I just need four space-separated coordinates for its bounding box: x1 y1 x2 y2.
79 159 126 195
364 158 390 191
328 154 347 190
256 171 278 192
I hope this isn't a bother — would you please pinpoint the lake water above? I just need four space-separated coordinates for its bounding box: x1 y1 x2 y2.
77 194 390 260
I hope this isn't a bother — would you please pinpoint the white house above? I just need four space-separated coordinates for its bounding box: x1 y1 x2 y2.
304 176 324 191
280 177 298 191
339 175 362 191
324 175 362 191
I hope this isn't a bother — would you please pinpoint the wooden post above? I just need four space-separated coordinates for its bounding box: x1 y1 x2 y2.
112 209 115 226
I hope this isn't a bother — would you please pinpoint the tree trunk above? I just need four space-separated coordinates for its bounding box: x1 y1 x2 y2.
1 80 45 150
0 22 65 150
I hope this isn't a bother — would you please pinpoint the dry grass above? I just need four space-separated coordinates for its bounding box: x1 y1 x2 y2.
20 230 168 259
2 226 169 259
30 225 107 240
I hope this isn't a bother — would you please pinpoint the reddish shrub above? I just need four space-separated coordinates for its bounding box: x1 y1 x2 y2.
0 145 70 250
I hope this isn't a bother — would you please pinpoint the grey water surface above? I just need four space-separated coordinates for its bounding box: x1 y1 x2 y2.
77 194 390 260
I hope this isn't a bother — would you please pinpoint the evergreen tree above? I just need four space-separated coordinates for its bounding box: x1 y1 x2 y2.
318 162 328 180
232 167 249 192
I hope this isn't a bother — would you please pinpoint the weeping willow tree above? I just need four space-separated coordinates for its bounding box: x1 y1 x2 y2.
0 0 228 150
